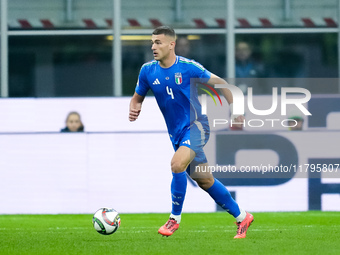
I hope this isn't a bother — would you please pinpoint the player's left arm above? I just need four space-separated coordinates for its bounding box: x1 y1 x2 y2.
207 73 244 122
207 73 233 104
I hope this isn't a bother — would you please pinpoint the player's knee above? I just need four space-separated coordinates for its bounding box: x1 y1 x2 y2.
194 177 214 190
171 160 186 173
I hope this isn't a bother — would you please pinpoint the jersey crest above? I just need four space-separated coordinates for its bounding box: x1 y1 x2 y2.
175 73 182 85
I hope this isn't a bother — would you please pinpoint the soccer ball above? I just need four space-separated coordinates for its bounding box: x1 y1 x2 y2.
92 208 121 235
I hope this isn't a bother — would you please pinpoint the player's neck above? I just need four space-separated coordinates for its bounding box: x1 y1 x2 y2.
159 54 177 68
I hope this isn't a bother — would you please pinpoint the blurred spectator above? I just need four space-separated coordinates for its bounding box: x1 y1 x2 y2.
235 41 265 78
235 41 266 94
60 111 84 132
288 116 304 131
176 36 192 58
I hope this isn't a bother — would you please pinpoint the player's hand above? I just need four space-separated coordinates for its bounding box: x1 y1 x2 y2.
231 115 245 130
129 109 141 121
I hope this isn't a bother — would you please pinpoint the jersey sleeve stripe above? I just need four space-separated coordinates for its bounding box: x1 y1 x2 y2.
142 60 157 68
179 60 205 71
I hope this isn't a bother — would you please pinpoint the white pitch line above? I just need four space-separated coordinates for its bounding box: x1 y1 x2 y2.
0 225 319 232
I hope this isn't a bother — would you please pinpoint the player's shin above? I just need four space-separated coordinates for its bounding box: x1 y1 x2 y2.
170 171 187 223
206 178 245 220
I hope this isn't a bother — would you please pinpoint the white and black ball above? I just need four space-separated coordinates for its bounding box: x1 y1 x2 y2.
92 208 121 235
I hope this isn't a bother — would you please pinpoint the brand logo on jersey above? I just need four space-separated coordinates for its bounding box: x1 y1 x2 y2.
153 78 160 85
175 73 182 85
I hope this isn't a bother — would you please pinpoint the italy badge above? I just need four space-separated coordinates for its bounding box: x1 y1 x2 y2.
175 73 182 85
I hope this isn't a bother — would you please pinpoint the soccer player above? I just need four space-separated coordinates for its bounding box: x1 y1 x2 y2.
129 26 254 239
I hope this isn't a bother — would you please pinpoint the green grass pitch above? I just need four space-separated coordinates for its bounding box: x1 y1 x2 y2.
0 212 339 255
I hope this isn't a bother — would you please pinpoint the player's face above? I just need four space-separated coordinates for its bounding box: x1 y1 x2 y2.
151 34 174 61
66 114 82 132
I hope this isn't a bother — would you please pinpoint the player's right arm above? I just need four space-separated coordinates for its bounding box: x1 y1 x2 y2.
129 92 145 121
129 64 150 122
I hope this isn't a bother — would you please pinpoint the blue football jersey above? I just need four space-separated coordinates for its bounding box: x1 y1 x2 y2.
135 56 212 144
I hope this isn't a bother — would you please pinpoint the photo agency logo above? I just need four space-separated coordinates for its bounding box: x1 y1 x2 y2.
200 84 312 129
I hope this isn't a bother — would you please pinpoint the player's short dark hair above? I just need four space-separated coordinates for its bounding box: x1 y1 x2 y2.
152 26 176 38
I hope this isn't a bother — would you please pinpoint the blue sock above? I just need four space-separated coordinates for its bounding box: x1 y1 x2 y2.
206 178 240 217
171 171 187 216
